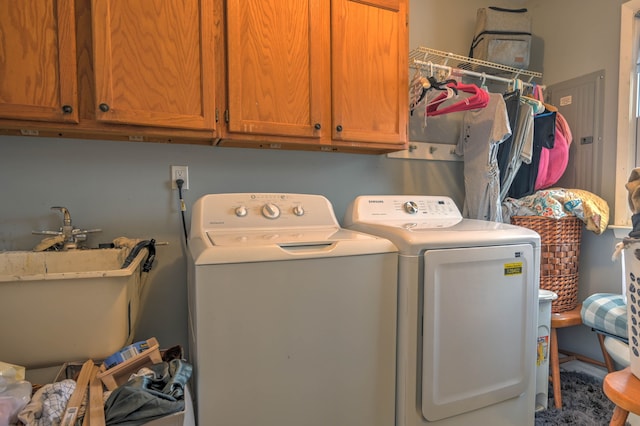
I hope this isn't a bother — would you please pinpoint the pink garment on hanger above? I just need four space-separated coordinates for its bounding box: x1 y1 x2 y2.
425 83 490 116
535 111 571 190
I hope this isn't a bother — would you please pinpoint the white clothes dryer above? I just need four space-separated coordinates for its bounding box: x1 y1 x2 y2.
188 193 398 426
344 195 541 426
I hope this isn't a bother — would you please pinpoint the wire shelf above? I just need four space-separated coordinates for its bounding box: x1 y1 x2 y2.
410 47 542 83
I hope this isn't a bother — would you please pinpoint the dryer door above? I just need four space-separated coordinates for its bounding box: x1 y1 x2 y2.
421 243 536 421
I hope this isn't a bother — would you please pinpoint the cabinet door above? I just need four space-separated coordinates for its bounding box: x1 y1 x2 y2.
91 0 216 130
0 0 79 123
331 0 407 145
226 0 329 138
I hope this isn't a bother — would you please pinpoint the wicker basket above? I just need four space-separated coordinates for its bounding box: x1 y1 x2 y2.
511 215 583 313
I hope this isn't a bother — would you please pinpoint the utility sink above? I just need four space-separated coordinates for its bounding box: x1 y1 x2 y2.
0 248 143 279
0 248 147 369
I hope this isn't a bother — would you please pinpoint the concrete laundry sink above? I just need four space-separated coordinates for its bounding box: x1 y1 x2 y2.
0 248 147 369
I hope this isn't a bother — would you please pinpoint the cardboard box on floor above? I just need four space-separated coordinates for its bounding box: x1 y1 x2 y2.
97 338 163 391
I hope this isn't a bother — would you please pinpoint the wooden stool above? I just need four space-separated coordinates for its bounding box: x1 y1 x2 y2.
550 304 607 408
603 367 640 425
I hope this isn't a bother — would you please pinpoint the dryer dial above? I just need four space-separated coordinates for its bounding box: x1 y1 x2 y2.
404 201 419 214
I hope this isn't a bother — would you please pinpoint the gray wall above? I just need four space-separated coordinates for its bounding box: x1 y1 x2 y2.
521 0 625 358
0 0 626 363
0 136 462 355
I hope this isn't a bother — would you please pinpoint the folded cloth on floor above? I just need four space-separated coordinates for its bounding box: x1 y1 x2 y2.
502 187 609 234
18 379 76 426
104 359 192 426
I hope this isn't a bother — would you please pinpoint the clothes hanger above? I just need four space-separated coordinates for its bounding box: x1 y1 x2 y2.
480 73 489 92
520 95 545 114
531 83 558 112
422 80 457 127
426 76 459 95
508 80 551 114
409 68 431 115
510 79 544 114
425 82 490 116
425 86 456 108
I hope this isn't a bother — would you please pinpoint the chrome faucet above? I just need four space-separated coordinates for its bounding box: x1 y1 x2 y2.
32 206 102 250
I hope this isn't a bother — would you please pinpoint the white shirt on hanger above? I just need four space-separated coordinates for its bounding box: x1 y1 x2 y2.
456 92 511 222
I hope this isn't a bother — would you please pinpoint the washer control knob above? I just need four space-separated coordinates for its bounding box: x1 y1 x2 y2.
404 201 419 214
292 205 304 216
235 206 248 217
261 202 281 219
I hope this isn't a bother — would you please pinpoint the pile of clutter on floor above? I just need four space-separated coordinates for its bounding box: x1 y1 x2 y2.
0 337 191 426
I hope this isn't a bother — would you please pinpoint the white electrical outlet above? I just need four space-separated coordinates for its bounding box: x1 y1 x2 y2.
171 165 189 189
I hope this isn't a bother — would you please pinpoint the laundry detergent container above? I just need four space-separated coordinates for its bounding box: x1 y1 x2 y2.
0 248 147 368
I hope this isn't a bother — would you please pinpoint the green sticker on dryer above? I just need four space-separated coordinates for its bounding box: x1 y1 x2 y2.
504 262 523 276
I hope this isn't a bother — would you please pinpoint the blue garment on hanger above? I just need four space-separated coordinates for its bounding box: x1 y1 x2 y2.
497 89 521 190
507 110 556 199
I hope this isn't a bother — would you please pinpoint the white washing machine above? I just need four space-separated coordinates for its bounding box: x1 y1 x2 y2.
188 193 399 426
344 195 541 426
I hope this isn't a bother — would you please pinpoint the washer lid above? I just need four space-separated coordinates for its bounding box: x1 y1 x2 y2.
205 227 367 247
191 228 397 264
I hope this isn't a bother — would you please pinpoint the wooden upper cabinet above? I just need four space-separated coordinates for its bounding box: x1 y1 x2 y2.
0 0 79 123
222 0 407 151
225 0 329 139
0 0 406 151
331 0 407 145
91 0 216 131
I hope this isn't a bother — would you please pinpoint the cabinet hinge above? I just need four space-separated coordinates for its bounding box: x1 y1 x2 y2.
225 109 229 123
215 108 219 123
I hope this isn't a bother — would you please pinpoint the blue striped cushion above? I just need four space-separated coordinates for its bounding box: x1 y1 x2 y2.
581 293 628 339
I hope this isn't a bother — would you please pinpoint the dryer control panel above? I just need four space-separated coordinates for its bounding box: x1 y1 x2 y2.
344 195 462 224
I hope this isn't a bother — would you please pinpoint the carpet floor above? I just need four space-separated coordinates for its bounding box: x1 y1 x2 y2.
534 370 623 425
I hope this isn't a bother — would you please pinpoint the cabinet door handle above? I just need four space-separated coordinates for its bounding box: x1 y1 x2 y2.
314 123 321 130
99 103 110 112
62 105 73 114
336 125 343 132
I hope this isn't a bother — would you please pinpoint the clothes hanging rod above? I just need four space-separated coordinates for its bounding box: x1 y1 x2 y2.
410 47 543 85
412 59 541 88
